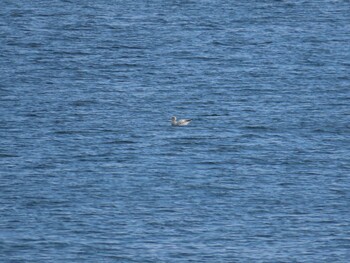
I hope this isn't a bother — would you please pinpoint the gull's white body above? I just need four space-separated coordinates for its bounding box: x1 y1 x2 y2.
171 116 192 126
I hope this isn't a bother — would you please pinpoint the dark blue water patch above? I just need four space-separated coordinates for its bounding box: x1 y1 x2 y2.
0 153 19 158
1 0 350 262
106 139 137 145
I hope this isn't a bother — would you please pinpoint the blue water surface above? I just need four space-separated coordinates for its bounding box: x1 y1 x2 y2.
1 0 350 262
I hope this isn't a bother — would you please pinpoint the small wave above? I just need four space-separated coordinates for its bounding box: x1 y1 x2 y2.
243 125 270 131
0 153 19 158
72 100 97 107
108 140 136 145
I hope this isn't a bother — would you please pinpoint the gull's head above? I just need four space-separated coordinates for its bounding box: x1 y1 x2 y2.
171 116 176 121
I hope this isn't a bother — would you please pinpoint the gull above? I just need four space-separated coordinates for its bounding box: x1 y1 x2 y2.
171 116 192 126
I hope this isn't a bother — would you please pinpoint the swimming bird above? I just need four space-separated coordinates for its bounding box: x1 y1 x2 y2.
171 116 192 126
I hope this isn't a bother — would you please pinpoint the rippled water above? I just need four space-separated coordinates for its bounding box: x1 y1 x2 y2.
1 1 350 262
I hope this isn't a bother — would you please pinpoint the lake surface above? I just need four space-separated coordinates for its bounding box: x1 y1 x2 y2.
1 0 350 262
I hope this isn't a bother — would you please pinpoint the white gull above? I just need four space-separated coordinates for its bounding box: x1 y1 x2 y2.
171 116 192 126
